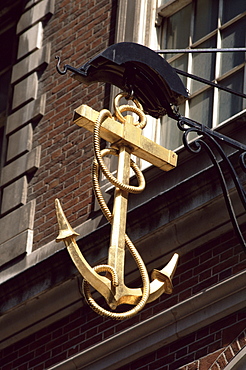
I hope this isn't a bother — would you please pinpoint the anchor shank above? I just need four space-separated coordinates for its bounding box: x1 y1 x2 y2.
108 143 131 285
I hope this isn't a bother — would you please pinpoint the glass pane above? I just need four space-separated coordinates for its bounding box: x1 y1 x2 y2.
189 89 214 127
165 4 192 51
220 18 245 75
191 37 216 93
158 0 170 5
160 117 183 150
218 70 244 123
170 55 188 88
193 0 219 43
160 104 185 150
222 0 246 24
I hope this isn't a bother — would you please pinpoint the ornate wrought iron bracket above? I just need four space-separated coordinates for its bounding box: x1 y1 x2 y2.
171 114 246 252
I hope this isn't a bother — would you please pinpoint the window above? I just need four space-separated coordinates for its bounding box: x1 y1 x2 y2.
158 0 246 149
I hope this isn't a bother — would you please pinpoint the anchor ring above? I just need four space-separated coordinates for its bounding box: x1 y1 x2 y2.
114 92 147 129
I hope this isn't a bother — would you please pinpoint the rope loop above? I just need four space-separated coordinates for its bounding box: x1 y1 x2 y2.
86 93 150 319
114 92 147 129
93 112 146 194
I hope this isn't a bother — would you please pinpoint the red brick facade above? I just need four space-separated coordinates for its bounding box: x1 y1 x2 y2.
30 0 117 250
1 309 245 370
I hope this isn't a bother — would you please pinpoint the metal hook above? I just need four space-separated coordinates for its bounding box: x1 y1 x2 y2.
55 56 68 75
125 87 135 101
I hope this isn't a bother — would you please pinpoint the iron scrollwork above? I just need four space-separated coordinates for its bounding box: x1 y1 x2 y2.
177 115 246 252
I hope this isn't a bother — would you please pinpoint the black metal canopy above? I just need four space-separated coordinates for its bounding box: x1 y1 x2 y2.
56 42 189 118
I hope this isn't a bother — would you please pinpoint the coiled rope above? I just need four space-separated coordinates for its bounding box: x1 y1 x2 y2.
82 94 150 320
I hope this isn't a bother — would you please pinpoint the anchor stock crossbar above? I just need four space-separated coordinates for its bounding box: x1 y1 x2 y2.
73 104 177 171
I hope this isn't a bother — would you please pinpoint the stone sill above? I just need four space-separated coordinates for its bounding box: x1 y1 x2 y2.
48 270 246 370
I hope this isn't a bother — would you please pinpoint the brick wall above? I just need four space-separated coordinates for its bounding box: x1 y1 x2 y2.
1 1 245 369
29 0 117 250
124 311 246 370
1 228 245 369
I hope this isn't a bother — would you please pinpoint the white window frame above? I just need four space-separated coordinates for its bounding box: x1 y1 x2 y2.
157 0 246 131
108 0 163 174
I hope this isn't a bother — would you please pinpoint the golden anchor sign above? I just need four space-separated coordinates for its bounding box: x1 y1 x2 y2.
55 93 179 320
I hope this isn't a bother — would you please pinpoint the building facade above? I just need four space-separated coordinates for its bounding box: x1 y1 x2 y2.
0 0 245 369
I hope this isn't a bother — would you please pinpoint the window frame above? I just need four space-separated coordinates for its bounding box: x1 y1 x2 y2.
158 0 246 132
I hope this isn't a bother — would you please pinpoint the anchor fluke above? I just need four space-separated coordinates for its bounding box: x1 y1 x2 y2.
151 253 179 294
55 198 79 241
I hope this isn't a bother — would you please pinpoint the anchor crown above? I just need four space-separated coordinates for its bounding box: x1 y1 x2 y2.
55 198 79 242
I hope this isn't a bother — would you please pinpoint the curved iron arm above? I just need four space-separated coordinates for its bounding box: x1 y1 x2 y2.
174 68 246 99
55 56 84 75
177 116 246 253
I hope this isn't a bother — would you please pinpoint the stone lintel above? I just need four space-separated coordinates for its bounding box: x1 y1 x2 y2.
17 22 43 60
1 146 41 187
25 0 42 11
1 177 28 215
0 200 36 245
0 230 33 267
12 44 51 84
12 73 38 110
6 124 33 162
6 94 46 135
74 105 177 171
17 0 55 34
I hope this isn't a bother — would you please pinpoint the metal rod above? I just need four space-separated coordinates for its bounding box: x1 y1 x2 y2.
108 144 131 286
174 68 246 99
156 48 246 54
